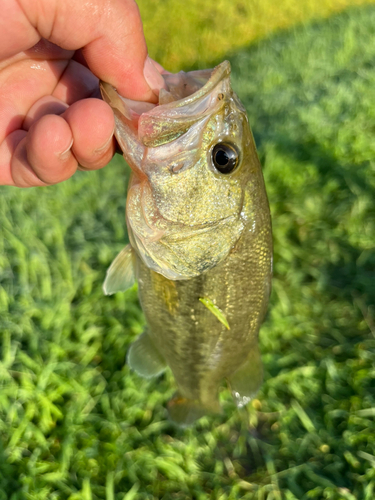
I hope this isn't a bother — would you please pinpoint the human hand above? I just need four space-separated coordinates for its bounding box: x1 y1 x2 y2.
0 0 165 187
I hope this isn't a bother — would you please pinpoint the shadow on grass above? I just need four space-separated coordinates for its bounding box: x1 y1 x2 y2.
0 443 26 500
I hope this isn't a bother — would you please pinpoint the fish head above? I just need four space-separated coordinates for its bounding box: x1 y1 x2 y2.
100 61 260 280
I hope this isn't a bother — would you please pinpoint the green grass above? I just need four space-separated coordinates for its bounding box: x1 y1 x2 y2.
1 3 375 499
138 0 375 71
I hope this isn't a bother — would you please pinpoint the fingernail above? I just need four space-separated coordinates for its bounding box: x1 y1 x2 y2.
95 131 114 154
143 56 166 96
58 138 73 160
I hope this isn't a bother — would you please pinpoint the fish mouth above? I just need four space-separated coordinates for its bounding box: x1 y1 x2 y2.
158 60 231 107
100 61 246 280
100 61 232 147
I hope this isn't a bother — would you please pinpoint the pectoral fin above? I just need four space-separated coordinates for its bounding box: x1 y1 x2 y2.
103 244 135 295
127 331 166 378
228 346 263 408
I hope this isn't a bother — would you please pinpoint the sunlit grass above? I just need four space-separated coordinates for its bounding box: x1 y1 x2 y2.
139 0 375 70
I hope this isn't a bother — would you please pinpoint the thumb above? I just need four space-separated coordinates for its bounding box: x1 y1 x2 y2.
16 0 165 101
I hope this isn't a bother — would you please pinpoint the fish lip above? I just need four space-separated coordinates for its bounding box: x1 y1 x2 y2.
100 60 231 118
100 61 233 151
171 214 235 232
155 215 239 247
159 60 231 109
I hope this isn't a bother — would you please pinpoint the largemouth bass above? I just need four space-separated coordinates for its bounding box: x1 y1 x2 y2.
100 61 272 426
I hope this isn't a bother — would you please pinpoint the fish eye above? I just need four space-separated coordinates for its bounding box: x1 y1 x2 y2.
212 143 239 174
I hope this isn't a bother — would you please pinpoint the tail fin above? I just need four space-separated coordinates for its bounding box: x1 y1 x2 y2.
167 392 221 427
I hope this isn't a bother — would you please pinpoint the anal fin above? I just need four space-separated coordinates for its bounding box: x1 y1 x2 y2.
167 393 208 427
103 244 135 295
228 345 263 408
167 392 221 427
127 331 166 378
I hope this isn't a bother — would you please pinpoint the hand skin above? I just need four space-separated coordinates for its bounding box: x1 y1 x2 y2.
0 0 165 187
